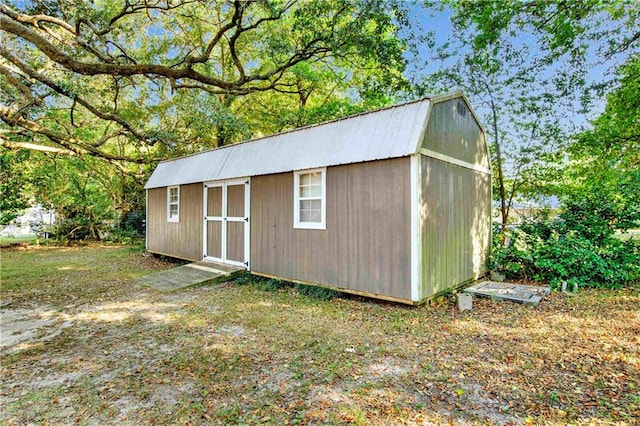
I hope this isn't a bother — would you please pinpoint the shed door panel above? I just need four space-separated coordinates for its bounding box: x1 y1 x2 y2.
226 221 244 263
225 183 246 264
204 185 223 261
207 186 222 217
206 221 222 259
227 184 245 217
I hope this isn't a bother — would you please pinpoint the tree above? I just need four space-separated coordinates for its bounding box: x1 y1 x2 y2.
1 0 410 164
1 1 414 238
565 54 640 230
447 0 639 65
0 149 31 224
488 54 640 290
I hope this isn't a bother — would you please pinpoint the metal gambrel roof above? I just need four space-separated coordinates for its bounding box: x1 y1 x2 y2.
145 95 441 189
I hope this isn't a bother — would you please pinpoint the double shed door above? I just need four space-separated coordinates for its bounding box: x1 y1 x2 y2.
203 179 249 268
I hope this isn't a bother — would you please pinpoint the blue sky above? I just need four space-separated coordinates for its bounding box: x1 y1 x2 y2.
400 3 639 134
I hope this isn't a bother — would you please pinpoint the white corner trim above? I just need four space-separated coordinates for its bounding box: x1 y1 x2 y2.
410 101 432 155
244 177 251 270
410 155 421 302
145 189 149 250
419 148 492 175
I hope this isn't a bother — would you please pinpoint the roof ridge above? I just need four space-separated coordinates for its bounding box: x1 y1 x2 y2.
157 96 436 164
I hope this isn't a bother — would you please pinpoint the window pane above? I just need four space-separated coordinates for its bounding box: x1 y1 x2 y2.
169 188 179 203
300 199 321 211
169 205 179 219
299 173 309 185
300 184 322 198
308 172 321 185
300 209 322 223
308 209 321 222
299 199 321 223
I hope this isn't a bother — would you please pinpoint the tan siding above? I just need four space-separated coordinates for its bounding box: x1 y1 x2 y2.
423 99 490 168
147 183 203 261
251 158 411 300
419 155 491 299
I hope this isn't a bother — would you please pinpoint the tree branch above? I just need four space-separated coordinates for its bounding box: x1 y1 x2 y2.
1 13 235 88
0 139 77 155
0 4 75 34
0 106 158 163
1 5 339 93
0 47 151 144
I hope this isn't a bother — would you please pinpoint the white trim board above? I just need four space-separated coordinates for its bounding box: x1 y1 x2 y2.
419 148 492 175
410 155 421 302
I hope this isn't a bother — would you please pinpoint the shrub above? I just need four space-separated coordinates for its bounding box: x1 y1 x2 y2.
103 228 143 245
229 273 290 291
491 194 640 290
294 284 342 300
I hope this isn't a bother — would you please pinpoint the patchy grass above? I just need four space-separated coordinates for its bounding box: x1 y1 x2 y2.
1 245 639 425
0 234 37 248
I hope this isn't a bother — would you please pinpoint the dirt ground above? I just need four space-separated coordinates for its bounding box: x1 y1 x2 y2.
1 245 639 425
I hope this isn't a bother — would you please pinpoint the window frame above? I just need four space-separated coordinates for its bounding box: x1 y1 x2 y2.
293 168 326 230
167 185 180 223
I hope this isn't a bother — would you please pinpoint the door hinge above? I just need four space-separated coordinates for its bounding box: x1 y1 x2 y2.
244 261 249 266
204 253 207 257
245 180 249 185
244 217 249 222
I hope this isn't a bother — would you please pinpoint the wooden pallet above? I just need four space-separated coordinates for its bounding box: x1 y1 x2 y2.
464 281 551 306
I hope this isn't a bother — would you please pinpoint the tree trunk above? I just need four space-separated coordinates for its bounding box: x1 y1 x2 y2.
489 96 508 242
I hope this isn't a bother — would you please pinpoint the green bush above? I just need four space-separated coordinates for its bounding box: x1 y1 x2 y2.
491 195 640 290
294 284 342 300
103 228 143 245
229 273 290 292
48 215 103 242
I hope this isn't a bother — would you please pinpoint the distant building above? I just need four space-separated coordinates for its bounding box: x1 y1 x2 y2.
0 205 56 237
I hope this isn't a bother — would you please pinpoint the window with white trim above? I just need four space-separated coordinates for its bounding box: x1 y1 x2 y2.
294 168 326 229
167 186 180 222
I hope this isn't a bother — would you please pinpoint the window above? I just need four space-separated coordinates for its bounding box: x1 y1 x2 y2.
294 168 326 229
167 186 180 222
456 101 467 117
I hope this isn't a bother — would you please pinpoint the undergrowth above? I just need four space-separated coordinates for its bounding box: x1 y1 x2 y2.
294 283 342 301
491 192 640 290
230 272 342 300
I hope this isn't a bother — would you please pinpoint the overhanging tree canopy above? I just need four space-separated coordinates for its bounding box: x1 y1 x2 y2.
0 0 409 163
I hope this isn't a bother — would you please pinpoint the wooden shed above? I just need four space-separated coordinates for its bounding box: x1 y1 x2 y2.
144 92 492 304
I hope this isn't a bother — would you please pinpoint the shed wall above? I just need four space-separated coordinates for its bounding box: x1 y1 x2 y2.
251 157 412 300
419 155 491 298
423 98 489 169
147 183 203 261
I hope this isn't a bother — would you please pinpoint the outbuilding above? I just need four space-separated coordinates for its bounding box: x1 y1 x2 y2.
144 91 492 304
